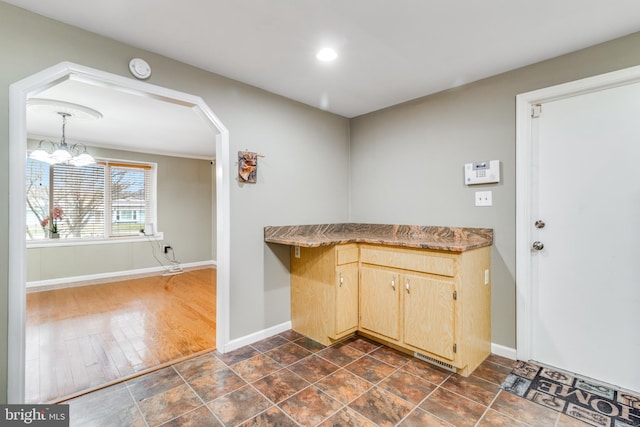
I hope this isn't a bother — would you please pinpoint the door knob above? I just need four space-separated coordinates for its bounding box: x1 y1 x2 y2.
535 220 546 229
532 241 544 251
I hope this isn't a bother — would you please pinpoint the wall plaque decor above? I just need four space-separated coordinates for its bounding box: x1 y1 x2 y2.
238 151 258 183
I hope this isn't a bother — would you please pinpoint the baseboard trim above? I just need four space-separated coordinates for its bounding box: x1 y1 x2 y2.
26 260 217 293
222 321 292 354
491 343 517 360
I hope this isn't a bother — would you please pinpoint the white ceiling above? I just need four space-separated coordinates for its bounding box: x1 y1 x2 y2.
28 78 217 159
8 0 640 156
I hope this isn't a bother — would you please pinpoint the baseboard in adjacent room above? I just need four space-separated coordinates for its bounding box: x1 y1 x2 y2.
222 321 293 354
26 260 216 293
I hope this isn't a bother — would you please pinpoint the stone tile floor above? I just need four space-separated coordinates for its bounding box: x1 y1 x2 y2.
66 330 591 426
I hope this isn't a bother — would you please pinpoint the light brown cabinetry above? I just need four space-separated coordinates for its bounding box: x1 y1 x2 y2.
359 266 401 341
290 242 490 376
290 244 359 345
402 273 455 360
358 244 490 376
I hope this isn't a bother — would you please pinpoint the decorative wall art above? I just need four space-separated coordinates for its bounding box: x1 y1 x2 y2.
238 150 263 183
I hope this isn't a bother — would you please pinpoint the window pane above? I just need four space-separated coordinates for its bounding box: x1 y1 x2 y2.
52 163 105 239
110 166 149 236
26 157 154 241
26 159 50 240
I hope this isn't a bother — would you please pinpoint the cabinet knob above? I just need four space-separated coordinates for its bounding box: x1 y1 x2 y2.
391 275 396 290
405 278 410 294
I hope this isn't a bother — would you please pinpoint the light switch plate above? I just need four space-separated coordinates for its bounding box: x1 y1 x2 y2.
475 191 492 207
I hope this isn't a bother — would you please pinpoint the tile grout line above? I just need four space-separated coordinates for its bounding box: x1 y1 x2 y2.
473 387 501 427
399 382 458 426
123 380 151 427
248 334 358 426
337 343 440 426
221 335 310 426
262 336 384 426
172 364 229 427
243 380 304 427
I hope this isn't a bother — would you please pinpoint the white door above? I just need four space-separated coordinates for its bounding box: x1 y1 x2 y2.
530 81 640 392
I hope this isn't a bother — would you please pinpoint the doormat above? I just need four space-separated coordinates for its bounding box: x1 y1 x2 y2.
501 361 640 427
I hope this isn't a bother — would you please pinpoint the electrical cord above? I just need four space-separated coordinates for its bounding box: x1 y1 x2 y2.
144 232 184 276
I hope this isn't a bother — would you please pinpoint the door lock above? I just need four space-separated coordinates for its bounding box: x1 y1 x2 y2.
535 220 546 229
532 241 544 251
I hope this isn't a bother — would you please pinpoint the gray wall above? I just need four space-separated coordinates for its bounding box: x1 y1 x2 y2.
350 31 640 348
26 144 214 282
0 2 350 402
3 0 640 404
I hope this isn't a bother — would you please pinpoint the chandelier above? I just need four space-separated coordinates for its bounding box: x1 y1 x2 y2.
29 112 96 166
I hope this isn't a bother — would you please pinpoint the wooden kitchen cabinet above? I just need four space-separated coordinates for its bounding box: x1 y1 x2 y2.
358 244 490 376
335 262 359 337
359 265 401 341
289 241 490 376
403 273 456 360
290 244 359 345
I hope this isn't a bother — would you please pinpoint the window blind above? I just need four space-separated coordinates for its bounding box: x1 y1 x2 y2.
26 158 154 241
52 163 105 238
109 164 152 236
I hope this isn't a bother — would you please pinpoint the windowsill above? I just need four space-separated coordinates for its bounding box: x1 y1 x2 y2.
26 232 164 248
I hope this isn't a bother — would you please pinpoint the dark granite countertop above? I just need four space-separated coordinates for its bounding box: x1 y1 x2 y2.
264 223 493 252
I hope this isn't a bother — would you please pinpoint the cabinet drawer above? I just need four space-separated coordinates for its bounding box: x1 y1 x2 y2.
336 245 359 265
360 245 456 277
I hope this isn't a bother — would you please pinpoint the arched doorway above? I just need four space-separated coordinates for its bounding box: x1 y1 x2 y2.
8 61 230 403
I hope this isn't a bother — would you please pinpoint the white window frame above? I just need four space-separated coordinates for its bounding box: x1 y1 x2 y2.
26 157 159 248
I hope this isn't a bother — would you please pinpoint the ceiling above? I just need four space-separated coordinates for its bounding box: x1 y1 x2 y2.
8 0 640 156
28 78 217 159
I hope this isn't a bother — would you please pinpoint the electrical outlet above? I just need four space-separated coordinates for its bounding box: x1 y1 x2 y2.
484 269 490 285
294 246 300 258
475 191 493 207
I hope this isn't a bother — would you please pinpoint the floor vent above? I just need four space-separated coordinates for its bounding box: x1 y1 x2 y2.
413 352 457 373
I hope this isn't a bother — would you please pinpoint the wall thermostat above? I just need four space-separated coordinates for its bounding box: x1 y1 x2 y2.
464 160 500 185
129 58 151 80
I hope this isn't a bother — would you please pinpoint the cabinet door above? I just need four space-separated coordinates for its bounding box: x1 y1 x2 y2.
334 263 359 337
359 266 400 340
403 273 456 360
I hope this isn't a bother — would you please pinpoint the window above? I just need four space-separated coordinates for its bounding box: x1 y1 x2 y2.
26 159 155 241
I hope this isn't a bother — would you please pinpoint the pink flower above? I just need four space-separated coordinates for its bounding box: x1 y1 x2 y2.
51 206 63 220
40 217 49 227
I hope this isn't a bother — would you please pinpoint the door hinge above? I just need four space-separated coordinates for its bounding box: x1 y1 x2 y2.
531 103 542 118
453 290 457 300
453 343 457 353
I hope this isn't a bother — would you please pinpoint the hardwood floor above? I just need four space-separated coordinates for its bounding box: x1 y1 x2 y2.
25 268 216 403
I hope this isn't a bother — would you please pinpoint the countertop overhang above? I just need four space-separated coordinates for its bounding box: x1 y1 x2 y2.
264 223 493 252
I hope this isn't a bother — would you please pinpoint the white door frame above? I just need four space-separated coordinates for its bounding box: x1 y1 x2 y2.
8 62 231 403
515 64 640 361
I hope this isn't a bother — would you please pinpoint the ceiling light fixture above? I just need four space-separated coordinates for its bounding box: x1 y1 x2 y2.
316 48 338 62
29 112 96 166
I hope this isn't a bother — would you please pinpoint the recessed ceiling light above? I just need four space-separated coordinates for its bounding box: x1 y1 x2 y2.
316 48 337 62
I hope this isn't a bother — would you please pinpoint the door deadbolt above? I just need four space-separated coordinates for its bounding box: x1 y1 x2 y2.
532 241 544 251
535 220 546 229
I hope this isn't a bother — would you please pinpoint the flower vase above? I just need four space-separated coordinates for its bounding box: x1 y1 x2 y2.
50 232 59 239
